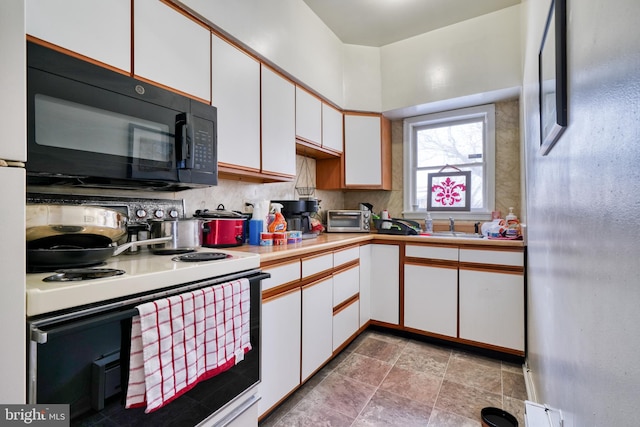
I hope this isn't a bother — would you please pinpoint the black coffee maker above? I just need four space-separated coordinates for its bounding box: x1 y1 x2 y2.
271 199 319 238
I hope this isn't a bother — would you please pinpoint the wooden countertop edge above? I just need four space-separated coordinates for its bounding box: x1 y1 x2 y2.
231 233 525 263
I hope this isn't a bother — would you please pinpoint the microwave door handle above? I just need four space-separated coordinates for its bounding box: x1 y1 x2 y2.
176 113 195 169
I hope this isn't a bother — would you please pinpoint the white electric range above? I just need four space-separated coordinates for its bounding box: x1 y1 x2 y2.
25 247 260 316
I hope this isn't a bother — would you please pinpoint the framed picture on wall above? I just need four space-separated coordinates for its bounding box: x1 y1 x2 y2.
427 171 471 212
539 0 567 155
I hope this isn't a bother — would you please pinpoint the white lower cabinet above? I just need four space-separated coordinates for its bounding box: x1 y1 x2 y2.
404 264 458 337
370 244 400 325
403 244 459 337
358 245 372 327
333 299 359 351
459 268 525 351
301 277 333 381
259 289 301 416
332 264 359 306
332 262 360 351
458 247 525 351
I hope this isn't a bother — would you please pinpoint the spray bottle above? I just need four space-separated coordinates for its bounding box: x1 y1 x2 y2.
268 203 287 233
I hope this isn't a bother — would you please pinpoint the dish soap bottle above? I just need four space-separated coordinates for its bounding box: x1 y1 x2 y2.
268 203 287 233
424 212 433 234
505 207 521 237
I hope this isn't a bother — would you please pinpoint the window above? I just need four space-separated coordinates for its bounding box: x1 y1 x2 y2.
403 104 495 220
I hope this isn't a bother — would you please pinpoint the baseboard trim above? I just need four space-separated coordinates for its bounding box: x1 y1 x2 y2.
523 358 538 402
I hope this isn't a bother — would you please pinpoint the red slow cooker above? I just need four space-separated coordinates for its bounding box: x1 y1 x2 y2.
195 207 248 248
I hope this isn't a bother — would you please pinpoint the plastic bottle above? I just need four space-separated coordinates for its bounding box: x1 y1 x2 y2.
267 203 287 233
505 207 521 237
424 212 433 233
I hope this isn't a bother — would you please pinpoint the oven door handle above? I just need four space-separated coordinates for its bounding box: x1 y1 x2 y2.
30 309 138 344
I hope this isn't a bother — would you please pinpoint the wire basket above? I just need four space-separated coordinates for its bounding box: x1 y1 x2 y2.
295 186 315 197
295 154 315 198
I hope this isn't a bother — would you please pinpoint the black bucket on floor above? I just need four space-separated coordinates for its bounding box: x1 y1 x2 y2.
481 407 518 427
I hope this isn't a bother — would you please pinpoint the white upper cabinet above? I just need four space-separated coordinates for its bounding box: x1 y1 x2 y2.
344 114 383 187
295 87 322 145
322 103 343 153
26 0 131 72
261 66 296 177
211 34 261 171
134 0 210 101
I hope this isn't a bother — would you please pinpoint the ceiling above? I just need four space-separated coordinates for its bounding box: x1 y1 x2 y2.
302 0 521 47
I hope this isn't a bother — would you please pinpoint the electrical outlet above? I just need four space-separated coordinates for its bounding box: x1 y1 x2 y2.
242 200 254 213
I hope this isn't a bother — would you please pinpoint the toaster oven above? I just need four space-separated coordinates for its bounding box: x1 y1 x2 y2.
326 210 371 233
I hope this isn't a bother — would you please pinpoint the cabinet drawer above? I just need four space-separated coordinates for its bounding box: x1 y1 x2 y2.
261 261 300 292
333 246 359 268
459 248 523 266
406 245 458 261
333 299 359 351
302 253 333 278
333 265 359 306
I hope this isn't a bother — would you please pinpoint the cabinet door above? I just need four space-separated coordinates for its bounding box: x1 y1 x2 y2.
322 103 343 153
370 244 399 325
26 0 130 72
212 34 261 170
333 265 359 307
295 87 322 145
358 245 372 327
301 277 333 381
459 269 525 351
344 114 381 186
333 299 359 351
261 66 296 176
404 264 458 337
134 0 210 100
259 289 301 416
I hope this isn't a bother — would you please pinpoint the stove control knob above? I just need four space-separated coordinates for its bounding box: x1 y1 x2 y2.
169 209 179 219
154 210 165 219
136 209 147 219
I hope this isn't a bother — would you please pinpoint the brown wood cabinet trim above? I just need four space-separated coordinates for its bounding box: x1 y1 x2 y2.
404 257 459 269
301 275 332 290
459 245 525 253
332 260 359 275
27 36 130 77
458 262 524 275
296 140 340 159
333 243 361 257
160 0 210 30
332 323 367 356
402 326 457 342
405 241 460 249
333 294 359 315
260 258 301 269
262 283 300 303
301 251 333 263
455 337 525 357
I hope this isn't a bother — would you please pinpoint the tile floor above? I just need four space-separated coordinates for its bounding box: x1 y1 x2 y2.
259 329 527 427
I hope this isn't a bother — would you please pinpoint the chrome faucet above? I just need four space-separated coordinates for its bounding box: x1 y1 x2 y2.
449 217 455 232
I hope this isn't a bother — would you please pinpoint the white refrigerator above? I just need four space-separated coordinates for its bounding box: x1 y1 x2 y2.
0 0 26 403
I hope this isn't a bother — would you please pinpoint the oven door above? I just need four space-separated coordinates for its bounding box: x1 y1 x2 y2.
27 270 267 426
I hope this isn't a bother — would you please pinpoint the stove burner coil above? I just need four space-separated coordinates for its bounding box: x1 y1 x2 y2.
151 248 196 256
43 268 125 282
172 252 231 262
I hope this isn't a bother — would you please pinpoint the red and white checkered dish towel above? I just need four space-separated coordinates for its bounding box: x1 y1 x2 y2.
125 278 251 413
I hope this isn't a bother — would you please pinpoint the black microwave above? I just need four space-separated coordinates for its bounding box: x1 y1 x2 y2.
26 42 217 191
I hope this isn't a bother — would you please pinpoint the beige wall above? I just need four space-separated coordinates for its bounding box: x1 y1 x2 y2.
344 99 521 220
